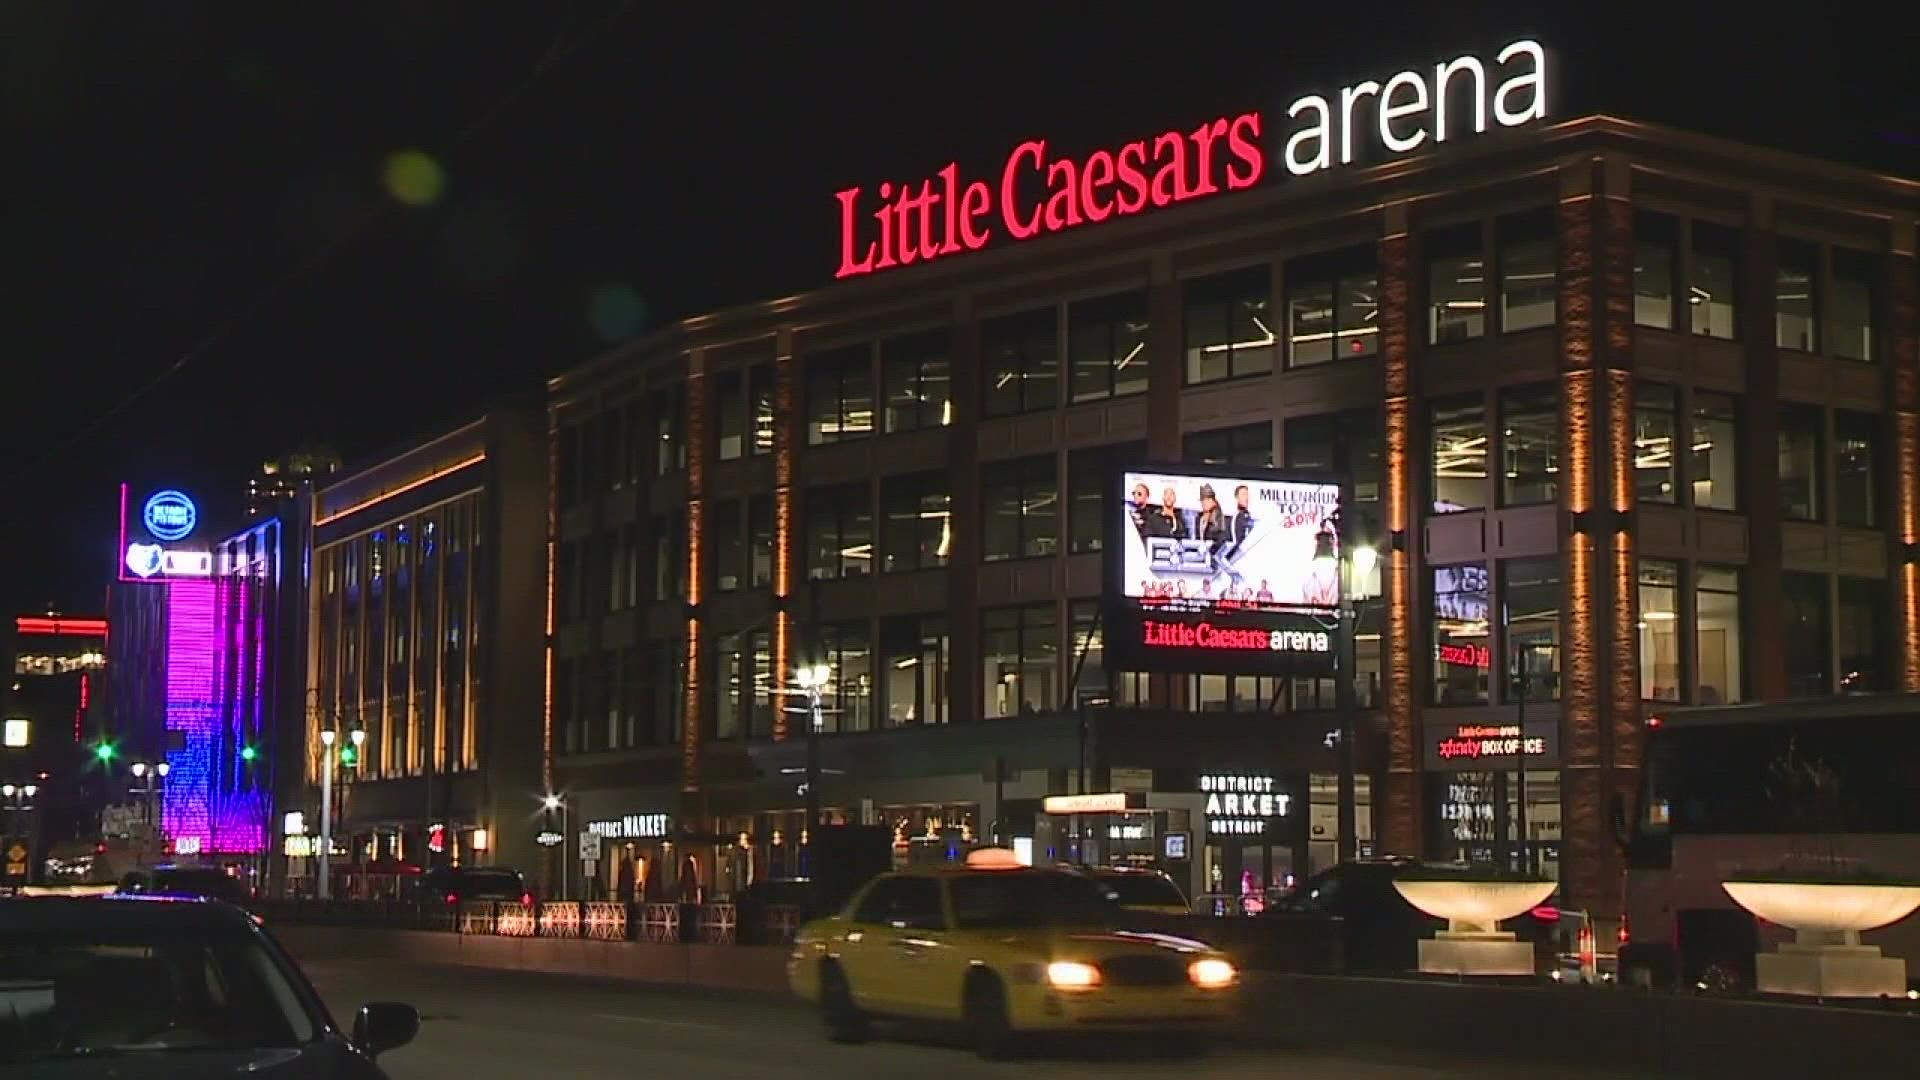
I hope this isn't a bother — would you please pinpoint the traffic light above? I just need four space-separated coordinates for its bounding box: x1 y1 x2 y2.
240 745 257 763
338 744 358 768
94 740 116 764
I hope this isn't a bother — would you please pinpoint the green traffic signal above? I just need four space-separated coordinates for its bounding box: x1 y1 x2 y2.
240 745 257 762
94 741 116 763
339 745 357 767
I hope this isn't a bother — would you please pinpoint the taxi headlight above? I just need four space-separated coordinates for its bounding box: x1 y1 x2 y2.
1045 960 1102 990
1188 958 1236 988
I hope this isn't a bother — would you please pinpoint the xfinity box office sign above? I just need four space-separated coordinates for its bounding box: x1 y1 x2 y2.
1104 462 1343 676
833 40 1548 277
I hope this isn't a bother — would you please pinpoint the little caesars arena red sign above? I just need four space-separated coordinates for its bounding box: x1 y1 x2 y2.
833 41 1547 279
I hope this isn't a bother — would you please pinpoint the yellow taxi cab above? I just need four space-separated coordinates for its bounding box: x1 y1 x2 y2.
788 849 1236 1058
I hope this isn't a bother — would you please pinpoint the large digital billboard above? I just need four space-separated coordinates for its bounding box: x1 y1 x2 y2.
1104 462 1342 675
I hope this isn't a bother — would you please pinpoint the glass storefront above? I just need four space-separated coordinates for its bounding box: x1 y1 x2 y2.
1426 769 1562 882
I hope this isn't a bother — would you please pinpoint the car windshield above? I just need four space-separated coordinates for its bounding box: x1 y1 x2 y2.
0 921 319 1063
1093 873 1188 910
949 871 1125 929
149 871 246 903
458 871 524 893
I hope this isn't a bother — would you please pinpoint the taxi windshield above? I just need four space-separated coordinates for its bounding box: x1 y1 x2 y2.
949 871 1123 929
1091 873 1189 910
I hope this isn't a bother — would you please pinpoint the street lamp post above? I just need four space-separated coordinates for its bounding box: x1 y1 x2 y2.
129 761 170 856
543 793 570 901
793 664 830 835
318 729 335 899
1318 525 1378 865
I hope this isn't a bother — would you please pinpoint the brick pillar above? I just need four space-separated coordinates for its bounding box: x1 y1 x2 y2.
947 302 982 725
1379 201 1421 857
1557 163 1606 914
772 331 797 740
681 350 708 799
1887 225 1920 689
1597 159 1640 925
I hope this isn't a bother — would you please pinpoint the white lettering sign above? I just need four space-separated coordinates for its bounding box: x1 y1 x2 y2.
1284 40 1547 177
586 813 670 840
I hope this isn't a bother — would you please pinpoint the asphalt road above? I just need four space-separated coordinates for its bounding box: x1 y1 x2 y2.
300 957 1627 1080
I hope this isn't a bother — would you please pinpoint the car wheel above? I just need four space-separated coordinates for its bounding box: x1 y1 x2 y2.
820 961 868 1044
962 971 1019 1061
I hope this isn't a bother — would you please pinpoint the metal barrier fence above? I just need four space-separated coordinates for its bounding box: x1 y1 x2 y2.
256 898 799 946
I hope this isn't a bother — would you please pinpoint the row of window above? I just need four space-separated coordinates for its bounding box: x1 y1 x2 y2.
1633 213 1877 359
1431 388 1880 526
554 213 1883 507
560 555 1889 755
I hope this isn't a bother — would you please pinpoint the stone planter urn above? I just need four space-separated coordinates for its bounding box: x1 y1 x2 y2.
1393 873 1555 976
1720 878 1920 998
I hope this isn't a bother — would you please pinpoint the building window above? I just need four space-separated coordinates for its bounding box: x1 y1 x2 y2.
1502 558 1561 702
749 365 774 455
1775 239 1818 352
806 346 874 445
1068 442 1145 553
1068 600 1146 708
813 622 873 733
1427 223 1485 345
1068 291 1150 401
1634 211 1679 330
805 482 872 579
1497 210 1556 333
882 330 951 432
1286 247 1378 366
714 634 743 740
622 523 641 609
1695 565 1742 705
1834 410 1879 529
880 615 948 727
1431 564 1491 706
651 513 684 601
711 500 743 592
1690 392 1739 511
1184 266 1274 383
981 455 1058 561
880 472 950 573
1690 222 1739 340
1183 423 1272 468
1285 409 1383 541
715 369 746 460
1638 559 1682 702
1830 249 1876 362
1633 383 1678 504
748 495 774 588
1777 404 1822 522
1500 384 1560 507
1781 572 1830 697
982 604 1057 718
653 384 686 475
1430 394 1486 513
1838 577 1888 693
982 309 1058 416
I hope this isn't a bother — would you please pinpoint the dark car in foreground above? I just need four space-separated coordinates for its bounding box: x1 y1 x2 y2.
0 895 418 1077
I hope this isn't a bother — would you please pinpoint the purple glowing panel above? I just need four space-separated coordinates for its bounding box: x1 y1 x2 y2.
162 581 218 849
214 575 266 853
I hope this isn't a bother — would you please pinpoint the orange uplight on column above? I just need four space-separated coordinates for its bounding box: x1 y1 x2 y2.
771 344 795 741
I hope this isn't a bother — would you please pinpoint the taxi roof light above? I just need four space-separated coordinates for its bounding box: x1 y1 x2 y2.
964 847 1024 871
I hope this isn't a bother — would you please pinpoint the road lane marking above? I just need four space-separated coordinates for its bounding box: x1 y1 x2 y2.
591 1012 726 1031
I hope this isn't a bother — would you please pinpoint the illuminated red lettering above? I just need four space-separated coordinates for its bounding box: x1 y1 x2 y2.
1042 156 1082 231
1080 149 1114 222
1225 113 1264 189
1114 140 1150 213
1001 139 1045 239
834 109 1267 277
834 187 876 278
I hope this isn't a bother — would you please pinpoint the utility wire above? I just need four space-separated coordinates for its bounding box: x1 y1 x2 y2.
0 1 634 493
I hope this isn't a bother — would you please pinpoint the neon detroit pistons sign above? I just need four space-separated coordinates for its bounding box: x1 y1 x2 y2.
833 41 1547 279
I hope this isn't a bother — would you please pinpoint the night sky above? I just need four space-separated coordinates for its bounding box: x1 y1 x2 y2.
0 4 1914 618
